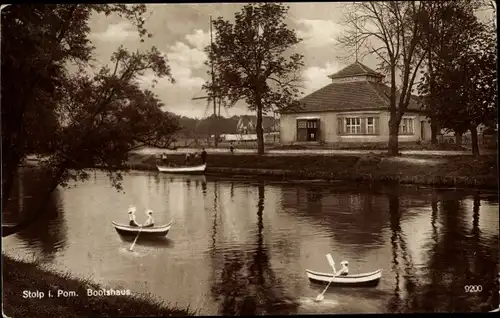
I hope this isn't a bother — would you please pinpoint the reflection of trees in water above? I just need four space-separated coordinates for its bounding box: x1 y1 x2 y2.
281 184 414 254
153 173 161 193
6 169 68 263
305 188 323 210
202 180 207 197
210 181 298 315
390 191 499 313
386 192 418 313
211 181 219 252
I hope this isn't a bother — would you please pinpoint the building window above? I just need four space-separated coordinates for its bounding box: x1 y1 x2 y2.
297 119 319 141
366 117 375 134
400 118 414 135
345 118 361 134
338 116 379 135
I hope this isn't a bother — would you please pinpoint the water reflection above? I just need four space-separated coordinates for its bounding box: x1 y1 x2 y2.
202 180 208 196
3 168 68 263
387 192 419 312
2 171 498 314
210 181 298 315
391 190 499 313
280 185 427 255
118 236 174 248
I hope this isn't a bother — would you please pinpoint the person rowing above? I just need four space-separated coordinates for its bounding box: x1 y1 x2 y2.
338 260 349 276
128 205 140 227
143 209 155 228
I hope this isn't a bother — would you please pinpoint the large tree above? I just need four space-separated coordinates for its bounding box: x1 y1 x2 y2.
2 5 151 210
339 2 427 156
418 2 497 155
205 3 304 155
1 5 180 237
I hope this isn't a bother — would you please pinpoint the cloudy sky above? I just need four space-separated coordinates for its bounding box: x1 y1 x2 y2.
88 3 494 119
87 3 367 118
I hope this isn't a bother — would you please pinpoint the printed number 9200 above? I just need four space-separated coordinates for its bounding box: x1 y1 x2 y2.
464 285 483 293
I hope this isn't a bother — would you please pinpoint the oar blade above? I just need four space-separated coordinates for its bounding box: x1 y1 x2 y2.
326 253 335 269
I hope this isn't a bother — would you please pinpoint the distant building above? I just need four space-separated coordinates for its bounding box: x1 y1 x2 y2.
279 61 432 144
236 115 279 134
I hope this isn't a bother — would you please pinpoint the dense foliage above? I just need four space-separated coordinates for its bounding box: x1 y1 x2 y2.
1 4 180 236
417 1 497 155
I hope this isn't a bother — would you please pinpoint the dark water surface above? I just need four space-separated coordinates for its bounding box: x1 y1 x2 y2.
3 169 499 314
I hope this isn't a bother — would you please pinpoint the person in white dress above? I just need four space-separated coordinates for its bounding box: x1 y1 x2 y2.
128 206 140 227
143 209 155 228
338 260 349 276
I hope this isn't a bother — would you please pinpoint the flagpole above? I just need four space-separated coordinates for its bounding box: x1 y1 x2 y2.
210 15 218 148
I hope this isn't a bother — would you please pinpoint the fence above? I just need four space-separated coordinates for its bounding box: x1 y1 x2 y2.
438 133 497 146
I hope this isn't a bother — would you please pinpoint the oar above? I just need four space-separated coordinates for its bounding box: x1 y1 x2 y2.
129 226 143 251
315 253 337 302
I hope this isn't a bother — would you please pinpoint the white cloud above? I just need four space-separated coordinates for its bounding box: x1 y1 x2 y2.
168 41 207 70
163 30 210 89
185 29 211 51
136 28 251 118
296 19 343 48
303 61 344 93
138 30 209 90
91 22 139 42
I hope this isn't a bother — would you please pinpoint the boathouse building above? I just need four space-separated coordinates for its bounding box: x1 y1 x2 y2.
279 61 432 144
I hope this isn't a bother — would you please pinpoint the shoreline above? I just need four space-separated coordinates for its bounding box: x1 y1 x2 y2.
2 254 195 317
122 153 498 189
19 152 498 189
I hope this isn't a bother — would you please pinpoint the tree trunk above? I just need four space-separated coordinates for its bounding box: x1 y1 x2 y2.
256 106 264 155
388 115 401 156
455 131 463 146
431 117 438 144
2 118 25 211
2 165 66 237
470 124 480 156
2 6 78 210
214 116 219 148
2 149 20 212
428 44 439 145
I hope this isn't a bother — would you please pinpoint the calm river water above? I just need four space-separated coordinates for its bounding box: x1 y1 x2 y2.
3 168 499 314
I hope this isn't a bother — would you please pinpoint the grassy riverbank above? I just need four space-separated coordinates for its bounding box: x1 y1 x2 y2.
2 254 195 317
174 140 497 151
124 152 498 189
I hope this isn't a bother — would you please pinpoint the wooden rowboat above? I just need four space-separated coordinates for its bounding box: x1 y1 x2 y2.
306 268 382 287
112 220 173 237
157 164 206 174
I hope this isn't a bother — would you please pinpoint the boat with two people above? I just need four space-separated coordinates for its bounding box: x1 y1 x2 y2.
112 220 174 238
112 206 173 239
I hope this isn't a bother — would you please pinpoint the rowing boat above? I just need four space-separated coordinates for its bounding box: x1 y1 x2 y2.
306 268 382 287
112 220 173 237
157 164 206 174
